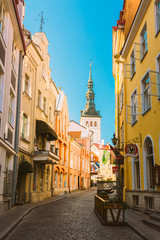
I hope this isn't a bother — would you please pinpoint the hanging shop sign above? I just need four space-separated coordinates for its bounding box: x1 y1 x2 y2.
112 166 118 174
125 144 138 157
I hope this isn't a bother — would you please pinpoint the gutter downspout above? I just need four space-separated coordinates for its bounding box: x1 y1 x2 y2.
12 51 23 206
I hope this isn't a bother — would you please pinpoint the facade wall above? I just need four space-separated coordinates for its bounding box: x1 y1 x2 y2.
113 0 160 212
0 0 25 211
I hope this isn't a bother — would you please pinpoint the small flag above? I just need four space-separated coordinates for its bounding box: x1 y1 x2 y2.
102 150 110 164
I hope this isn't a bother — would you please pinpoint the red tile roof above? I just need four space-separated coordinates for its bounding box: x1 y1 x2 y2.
93 143 110 150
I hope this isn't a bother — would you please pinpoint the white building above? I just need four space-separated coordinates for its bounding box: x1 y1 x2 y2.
80 64 101 144
0 0 25 212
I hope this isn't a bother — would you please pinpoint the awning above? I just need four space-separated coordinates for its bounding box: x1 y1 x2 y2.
36 120 58 141
109 144 124 165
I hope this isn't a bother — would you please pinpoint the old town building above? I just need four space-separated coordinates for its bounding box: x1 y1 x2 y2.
91 143 116 182
53 88 70 195
113 0 160 211
68 121 91 190
0 0 25 212
17 30 59 203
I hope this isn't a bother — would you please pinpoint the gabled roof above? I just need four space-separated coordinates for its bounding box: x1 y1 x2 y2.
92 143 110 151
68 120 93 138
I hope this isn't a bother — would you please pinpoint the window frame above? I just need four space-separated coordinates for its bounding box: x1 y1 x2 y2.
37 90 42 108
0 0 5 36
141 71 151 114
140 23 148 60
22 113 28 139
24 74 31 97
155 0 160 35
8 90 15 127
130 50 136 79
156 53 160 98
131 89 138 125
43 97 46 113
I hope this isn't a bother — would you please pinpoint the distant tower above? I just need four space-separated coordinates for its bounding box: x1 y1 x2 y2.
80 64 101 144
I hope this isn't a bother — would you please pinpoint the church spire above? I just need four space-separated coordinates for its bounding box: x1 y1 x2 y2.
89 63 92 80
80 63 101 117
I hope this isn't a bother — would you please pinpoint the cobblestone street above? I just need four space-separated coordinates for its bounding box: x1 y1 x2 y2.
5 190 142 240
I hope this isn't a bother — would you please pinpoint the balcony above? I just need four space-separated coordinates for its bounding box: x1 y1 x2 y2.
34 120 59 164
34 149 59 164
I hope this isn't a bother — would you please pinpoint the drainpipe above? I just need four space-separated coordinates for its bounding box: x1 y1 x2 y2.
12 51 23 206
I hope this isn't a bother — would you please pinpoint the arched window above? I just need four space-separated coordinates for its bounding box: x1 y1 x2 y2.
133 155 140 189
90 121 93 127
55 170 58 187
60 172 63 187
86 121 89 127
94 121 97 127
144 137 154 189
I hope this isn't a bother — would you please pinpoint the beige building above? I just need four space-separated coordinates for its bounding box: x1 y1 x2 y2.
0 0 25 211
17 30 59 203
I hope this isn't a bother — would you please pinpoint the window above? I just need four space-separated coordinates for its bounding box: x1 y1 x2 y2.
146 197 154 211
0 72 4 111
60 172 63 187
130 50 136 78
0 1 5 35
134 156 140 189
120 121 124 148
49 107 52 122
156 55 160 97
140 23 148 59
131 90 138 124
144 137 154 189
86 121 89 127
8 90 14 126
120 85 123 110
24 74 30 96
133 195 139 207
90 121 93 127
38 90 42 108
94 121 97 127
70 151 73 168
43 97 46 113
12 40 16 70
142 72 151 113
155 0 160 34
55 170 58 187
22 113 28 139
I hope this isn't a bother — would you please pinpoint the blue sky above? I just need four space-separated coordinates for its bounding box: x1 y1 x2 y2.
24 0 123 144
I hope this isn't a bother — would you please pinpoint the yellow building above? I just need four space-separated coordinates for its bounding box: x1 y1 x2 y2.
113 0 160 212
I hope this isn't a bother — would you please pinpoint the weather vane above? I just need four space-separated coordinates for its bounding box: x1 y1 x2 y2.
36 12 48 32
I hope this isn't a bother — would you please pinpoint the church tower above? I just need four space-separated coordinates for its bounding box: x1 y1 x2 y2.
80 64 101 144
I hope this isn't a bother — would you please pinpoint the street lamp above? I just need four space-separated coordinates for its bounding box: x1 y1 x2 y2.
111 133 118 147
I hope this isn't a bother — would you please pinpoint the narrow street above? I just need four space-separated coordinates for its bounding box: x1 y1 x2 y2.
5 190 142 240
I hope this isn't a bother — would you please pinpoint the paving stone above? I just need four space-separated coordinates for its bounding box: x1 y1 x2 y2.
5 190 142 240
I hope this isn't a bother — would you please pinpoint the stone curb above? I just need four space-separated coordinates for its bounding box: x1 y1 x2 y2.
0 189 90 240
125 219 149 240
